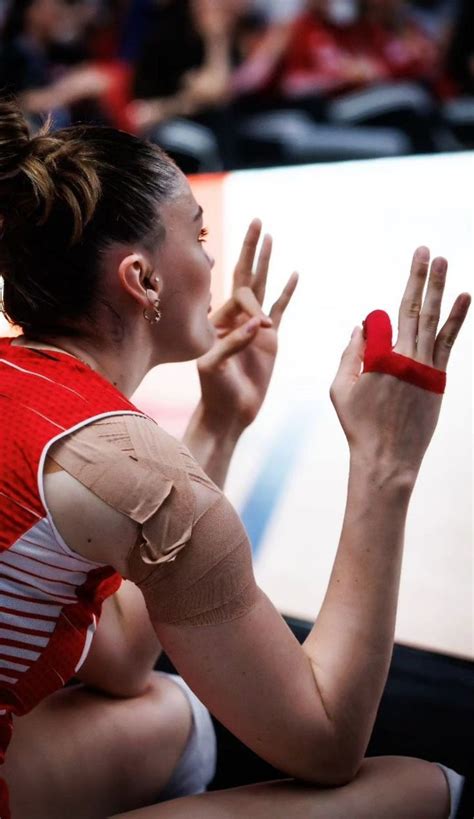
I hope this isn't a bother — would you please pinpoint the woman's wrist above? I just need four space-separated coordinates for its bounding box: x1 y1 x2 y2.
348 450 418 499
187 401 246 442
183 402 245 489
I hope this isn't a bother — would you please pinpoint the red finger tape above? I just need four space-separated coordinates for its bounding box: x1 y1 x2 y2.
362 310 446 394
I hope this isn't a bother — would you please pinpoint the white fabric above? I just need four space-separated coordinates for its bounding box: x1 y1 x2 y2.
156 673 217 801
435 764 465 819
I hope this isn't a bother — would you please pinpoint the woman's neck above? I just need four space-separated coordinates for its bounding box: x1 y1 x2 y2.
11 335 153 398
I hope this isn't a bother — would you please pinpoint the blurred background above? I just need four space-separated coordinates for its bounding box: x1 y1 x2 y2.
1 0 473 173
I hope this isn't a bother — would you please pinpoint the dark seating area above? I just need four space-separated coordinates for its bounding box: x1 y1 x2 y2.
1 0 473 173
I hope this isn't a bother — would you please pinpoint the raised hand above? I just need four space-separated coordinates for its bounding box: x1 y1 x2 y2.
330 247 470 476
196 219 298 431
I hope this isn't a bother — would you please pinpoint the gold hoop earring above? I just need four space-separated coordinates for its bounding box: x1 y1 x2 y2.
143 300 161 324
143 275 161 323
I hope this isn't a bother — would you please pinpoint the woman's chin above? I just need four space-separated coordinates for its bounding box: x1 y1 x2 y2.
196 323 217 356
154 323 216 364
178 328 216 362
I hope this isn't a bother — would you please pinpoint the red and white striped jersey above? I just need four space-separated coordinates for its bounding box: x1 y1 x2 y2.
0 337 146 816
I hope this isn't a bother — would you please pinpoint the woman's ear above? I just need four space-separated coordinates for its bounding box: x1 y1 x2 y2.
117 253 153 307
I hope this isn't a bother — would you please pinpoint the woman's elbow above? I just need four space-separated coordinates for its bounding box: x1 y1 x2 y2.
79 666 155 699
285 734 363 788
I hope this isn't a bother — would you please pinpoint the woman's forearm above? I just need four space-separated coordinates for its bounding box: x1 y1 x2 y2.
182 402 244 490
77 581 162 697
303 455 415 767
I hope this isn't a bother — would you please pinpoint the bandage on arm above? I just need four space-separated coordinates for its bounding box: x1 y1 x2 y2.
46 414 259 626
363 310 446 393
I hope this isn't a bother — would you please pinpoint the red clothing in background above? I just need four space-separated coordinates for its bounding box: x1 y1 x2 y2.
280 11 441 98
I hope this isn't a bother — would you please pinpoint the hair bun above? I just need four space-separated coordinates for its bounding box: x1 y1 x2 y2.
0 97 101 245
0 98 31 177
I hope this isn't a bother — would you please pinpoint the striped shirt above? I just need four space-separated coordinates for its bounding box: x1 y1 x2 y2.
0 337 145 816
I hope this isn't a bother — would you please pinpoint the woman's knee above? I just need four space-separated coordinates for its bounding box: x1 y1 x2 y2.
353 756 452 819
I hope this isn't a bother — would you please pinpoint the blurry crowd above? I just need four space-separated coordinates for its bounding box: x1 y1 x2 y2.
1 0 473 172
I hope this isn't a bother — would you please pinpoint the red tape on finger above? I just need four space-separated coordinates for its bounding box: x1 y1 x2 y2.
362 310 446 394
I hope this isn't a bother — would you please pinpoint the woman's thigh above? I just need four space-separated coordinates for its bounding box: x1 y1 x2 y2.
113 756 450 819
3 672 192 819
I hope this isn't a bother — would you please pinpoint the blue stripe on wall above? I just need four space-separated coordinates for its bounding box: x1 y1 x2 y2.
240 405 316 559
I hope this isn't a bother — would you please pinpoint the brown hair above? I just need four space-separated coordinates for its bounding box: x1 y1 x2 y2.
0 97 180 339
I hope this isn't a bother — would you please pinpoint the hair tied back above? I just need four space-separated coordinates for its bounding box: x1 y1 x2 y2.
0 100 101 245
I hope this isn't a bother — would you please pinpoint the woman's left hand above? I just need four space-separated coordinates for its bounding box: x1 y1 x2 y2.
196 219 298 431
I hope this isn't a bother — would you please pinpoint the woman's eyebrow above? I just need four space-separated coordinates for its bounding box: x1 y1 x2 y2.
193 205 203 222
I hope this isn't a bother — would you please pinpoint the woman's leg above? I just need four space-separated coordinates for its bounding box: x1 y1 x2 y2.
3 671 215 819
113 756 452 819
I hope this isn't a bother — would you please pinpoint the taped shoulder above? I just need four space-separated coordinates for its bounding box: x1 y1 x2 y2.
46 414 204 570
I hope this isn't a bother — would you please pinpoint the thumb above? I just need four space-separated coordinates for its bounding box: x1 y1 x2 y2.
200 317 260 371
335 326 365 384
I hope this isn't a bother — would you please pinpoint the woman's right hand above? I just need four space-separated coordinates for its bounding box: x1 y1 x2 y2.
330 247 471 479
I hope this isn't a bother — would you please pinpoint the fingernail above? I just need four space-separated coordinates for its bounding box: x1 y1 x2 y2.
415 246 430 263
246 319 259 333
262 315 273 326
432 256 448 273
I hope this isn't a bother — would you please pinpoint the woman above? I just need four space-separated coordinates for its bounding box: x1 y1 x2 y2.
0 96 470 818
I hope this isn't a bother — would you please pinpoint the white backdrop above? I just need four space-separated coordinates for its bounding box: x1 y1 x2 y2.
219 153 473 659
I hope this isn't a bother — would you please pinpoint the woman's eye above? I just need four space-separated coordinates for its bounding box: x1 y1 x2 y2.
198 227 209 243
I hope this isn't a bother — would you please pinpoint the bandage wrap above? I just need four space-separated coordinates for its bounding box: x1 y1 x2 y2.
48 414 259 626
362 310 446 394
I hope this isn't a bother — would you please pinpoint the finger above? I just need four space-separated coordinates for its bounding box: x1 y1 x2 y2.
416 256 447 364
212 286 272 329
233 219 262 290
200 317 261 370
269 272 299 330
332 326 365 391
433 292 471 371
395 246 430 356
253 234 272 304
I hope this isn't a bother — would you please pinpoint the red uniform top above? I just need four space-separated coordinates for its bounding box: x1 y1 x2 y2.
0 337 145 817
280 12 440 98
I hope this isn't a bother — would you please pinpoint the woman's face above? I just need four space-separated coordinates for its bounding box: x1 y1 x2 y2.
152 175 216 363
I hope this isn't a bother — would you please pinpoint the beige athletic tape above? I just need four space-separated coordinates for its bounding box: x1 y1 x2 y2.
48 414 259 625
49 415 195 564
130 490 259 626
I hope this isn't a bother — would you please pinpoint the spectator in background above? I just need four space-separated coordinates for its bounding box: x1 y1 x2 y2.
126 0 245 169
277 0 383 100
277 0 442 102
357 0 442 88
0 0 118 128
127 0 239 127
230 0 303 102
